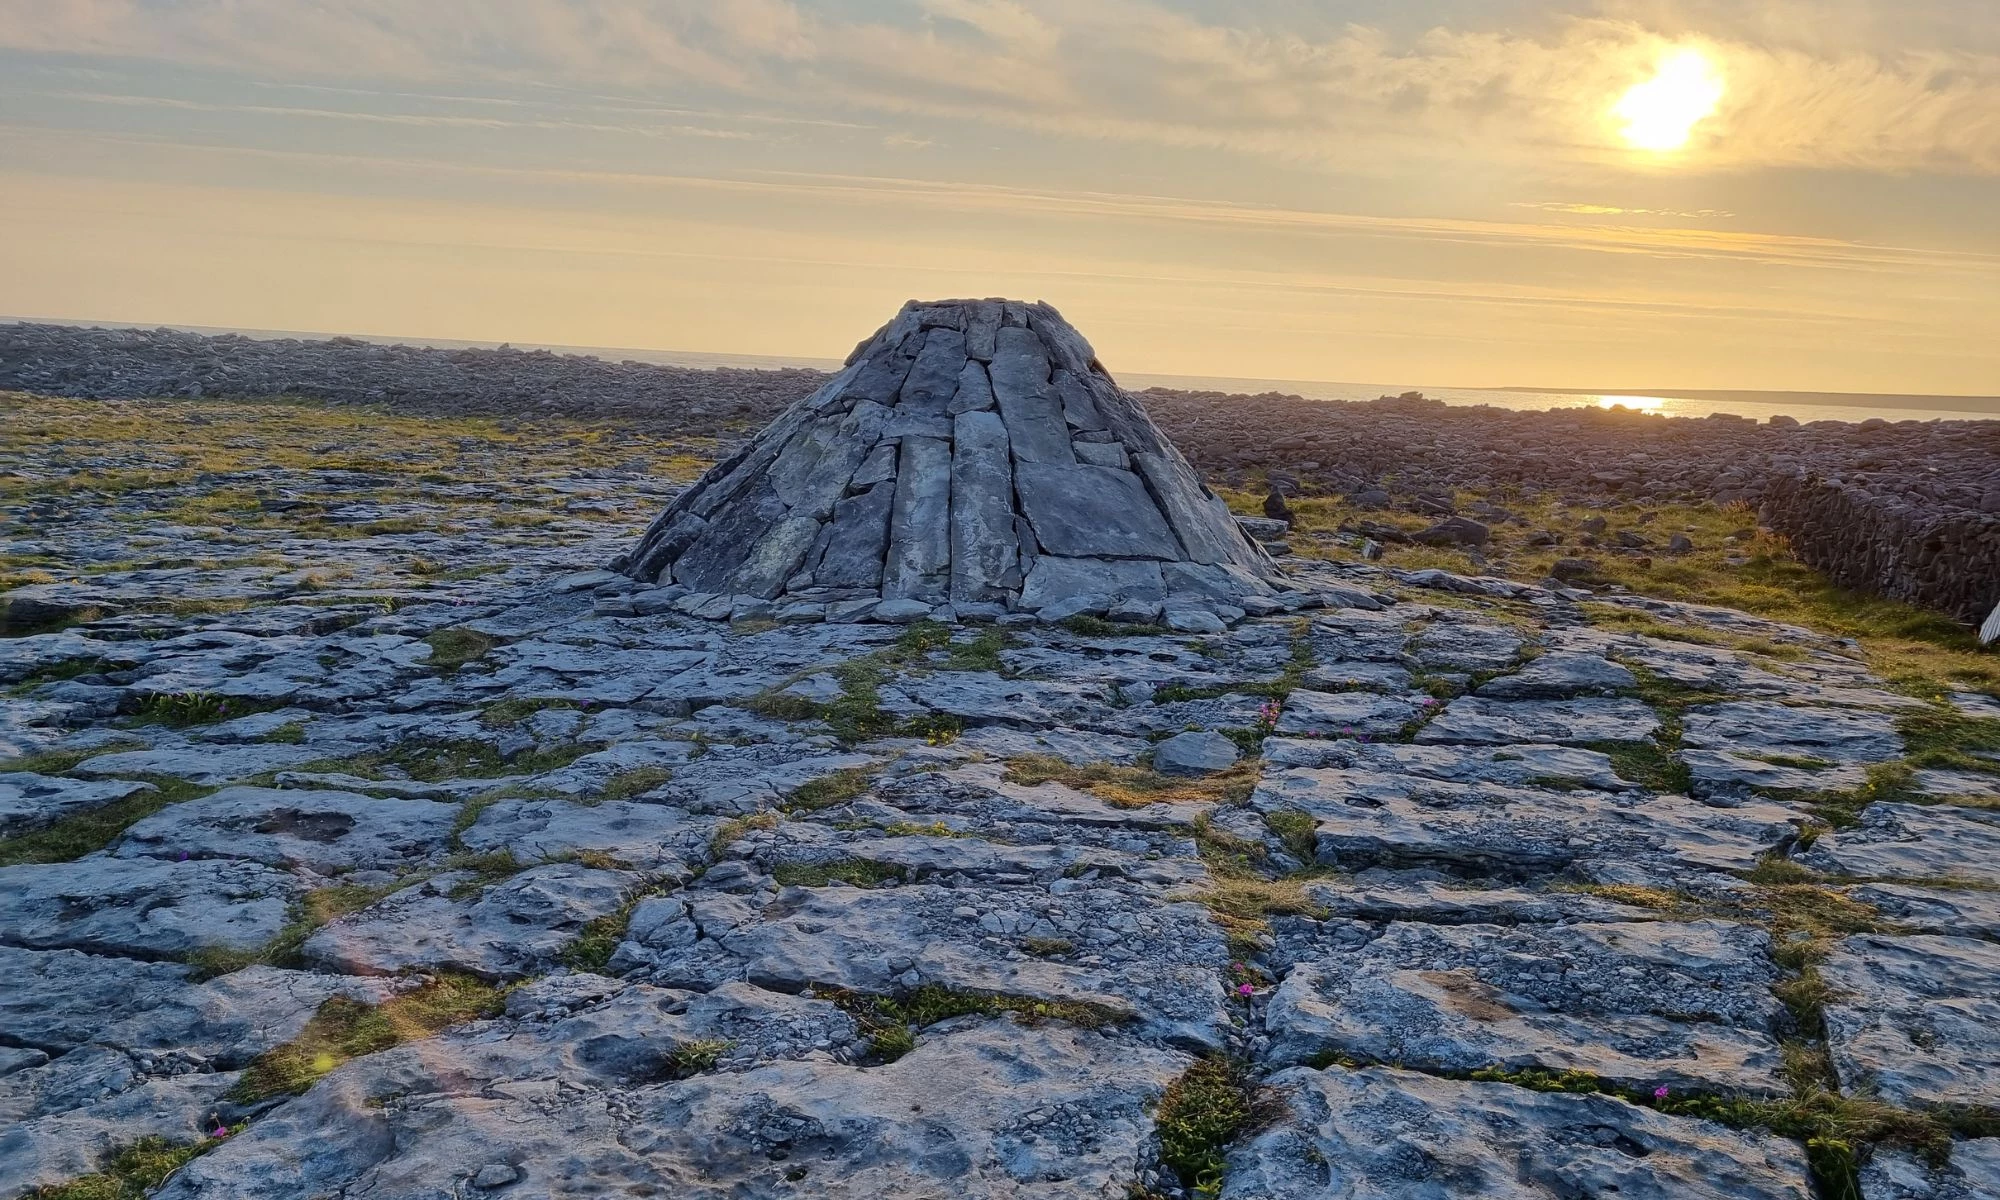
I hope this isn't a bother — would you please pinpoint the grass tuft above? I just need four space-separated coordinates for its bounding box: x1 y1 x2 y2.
1003 755 1258 808
25 1133 233 1199
229 973 505 1103
1154 1059 1265 1199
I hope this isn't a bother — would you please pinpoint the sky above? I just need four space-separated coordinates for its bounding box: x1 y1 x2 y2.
1 1 1997 393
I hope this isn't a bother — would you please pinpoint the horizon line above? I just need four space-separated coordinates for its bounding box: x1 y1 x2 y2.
6 313 1997 408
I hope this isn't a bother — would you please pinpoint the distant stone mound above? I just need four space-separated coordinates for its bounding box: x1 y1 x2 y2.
613 299 1283 624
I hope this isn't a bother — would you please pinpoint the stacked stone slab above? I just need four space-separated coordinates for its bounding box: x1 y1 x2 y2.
613 299 1285 623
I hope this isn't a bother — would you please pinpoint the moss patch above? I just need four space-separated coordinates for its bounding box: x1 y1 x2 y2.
25 1133 232 1199
1154 1059 1263 1199
229 973 506 1103
1003 755 1258 808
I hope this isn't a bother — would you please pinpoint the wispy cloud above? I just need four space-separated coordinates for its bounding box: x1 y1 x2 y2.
1515 201 1738 219
2 0 1996 174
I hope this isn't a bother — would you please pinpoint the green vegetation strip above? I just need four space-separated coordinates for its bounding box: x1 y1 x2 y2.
816 984 1128 1064
230 974 506 1103
25 1133 235 1200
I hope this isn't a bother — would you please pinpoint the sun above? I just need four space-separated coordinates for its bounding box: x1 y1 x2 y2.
1613 48 1724 152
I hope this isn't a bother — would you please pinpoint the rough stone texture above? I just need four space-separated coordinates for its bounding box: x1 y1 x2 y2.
111 786 457 873
615 300 1280 618
303 863 642 981
0 855 299 957
3 383 1995 1198
1798 804 2000 883
1821 933 2000 1108
1250 765 1799 877
155 1016 1186 1200
1416 697 1661 745
1151 730 1241 776
1265 920 1787 1092
1861 1141 2000 1200
0 773 154 836
1223 1067 1813 1199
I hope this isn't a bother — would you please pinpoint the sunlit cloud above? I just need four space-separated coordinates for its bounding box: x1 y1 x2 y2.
1612 47 1725 151
1 0 1996 173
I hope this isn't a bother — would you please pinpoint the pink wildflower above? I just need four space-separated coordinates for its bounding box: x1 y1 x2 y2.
1653 1085 1670 1100
1236 983 1255 997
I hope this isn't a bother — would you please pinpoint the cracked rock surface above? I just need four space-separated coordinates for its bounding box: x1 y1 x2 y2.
4 382 1999 1198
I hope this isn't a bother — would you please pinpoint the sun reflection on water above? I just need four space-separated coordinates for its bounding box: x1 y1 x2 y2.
1595 394 1669 413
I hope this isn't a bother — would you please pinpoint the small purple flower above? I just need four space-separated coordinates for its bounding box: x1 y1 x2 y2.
1236 983 1255 997
178 851 189 862
1653 1085 1670 1100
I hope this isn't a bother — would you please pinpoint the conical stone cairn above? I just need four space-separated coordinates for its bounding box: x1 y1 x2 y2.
613 299 1285 625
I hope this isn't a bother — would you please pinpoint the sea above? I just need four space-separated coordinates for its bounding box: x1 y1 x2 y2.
16 318 1999 427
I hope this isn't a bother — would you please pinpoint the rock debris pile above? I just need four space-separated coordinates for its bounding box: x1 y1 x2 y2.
613 300 1287 628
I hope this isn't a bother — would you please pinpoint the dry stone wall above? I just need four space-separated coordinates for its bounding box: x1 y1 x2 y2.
1760 472 2000 625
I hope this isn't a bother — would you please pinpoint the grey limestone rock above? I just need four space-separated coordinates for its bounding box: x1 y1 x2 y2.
1821 933 2000 1107
1797 803 2000 883
303 863 642 980
1223 1066 1813 1199
1476 652 1637 698
111 786 457 873
0 855 299 958
1416 697 1662 746
614 299 1280 620
1861 1141 2000 1200
1151 730 1241 776
1266 919 1787 1092
0 773 155 837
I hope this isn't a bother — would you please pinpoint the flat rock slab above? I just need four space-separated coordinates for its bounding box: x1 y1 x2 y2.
1797 803 2000 884
615 881 1231 1050
1416 698 1661 746
1682 702 1903 764
1223 1066 1813 1199
1682 748 1868 800
1259 739 1634 792
1475 652 1636 699
951 725 1150 766
0 773 154 837
1276 689 1431 739
1862 1141 2000 1200
304 863 641 980
1849 882 2000 939
1251 766 1799 877
158 1019 1187 1200
71 742 327 785
1265 919 1786 1092
1407 622 1526 672
0 854 299 957
1298 877 1655 927
1822 933 2000 1108
0 946 197 1053
0 1061 242 1198
459 796 715 872
112 785 458 873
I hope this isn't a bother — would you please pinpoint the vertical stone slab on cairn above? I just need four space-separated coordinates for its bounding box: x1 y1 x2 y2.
884 435 952 602
614 297 1284 622
950 410 1018 603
